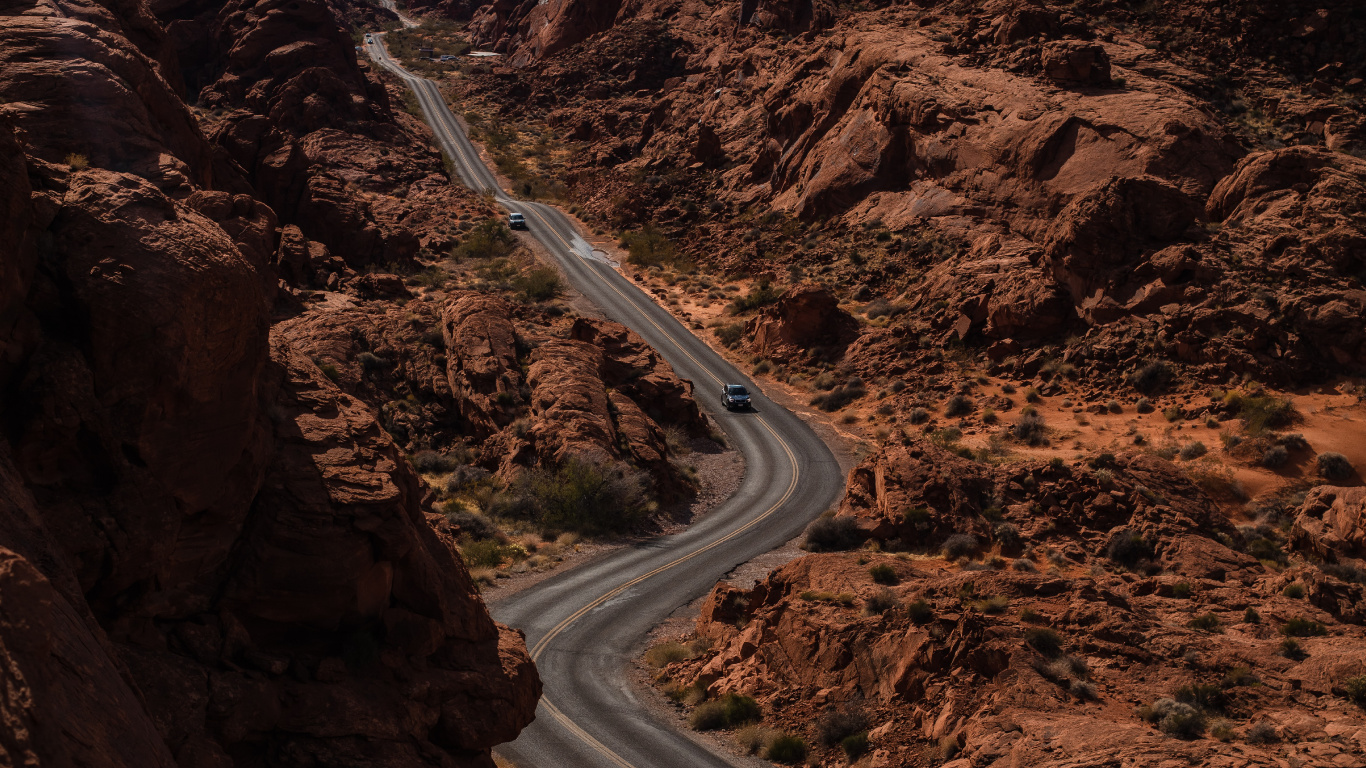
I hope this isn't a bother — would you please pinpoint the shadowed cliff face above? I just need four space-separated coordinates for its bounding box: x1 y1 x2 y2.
0 1 539 764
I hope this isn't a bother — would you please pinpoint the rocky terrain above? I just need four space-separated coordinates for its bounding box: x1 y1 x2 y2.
0 0 714 764
374 0 1366 764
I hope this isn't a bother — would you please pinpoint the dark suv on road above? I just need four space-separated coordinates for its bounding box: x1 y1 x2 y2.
721 384 752 411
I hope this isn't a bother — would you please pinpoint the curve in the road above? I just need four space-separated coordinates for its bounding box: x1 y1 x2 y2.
365 35 844 768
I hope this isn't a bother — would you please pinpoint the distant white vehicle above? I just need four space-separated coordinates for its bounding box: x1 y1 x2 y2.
508 212 527 230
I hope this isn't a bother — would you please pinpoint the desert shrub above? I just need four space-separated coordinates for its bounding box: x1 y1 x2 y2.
454 219 516 261
411 450 461 474
514 265 562 301
1225 391 1296 435
1246 720 1278 744
460 538 522 569
736 725 782 755
816 709 868 746
944 394 973 417
903 506 932 530
868 563 898 584
730 279 782 313
1188 613 1222 632
907 407 929 424
65 153 90 170
1221 666 1259 688
1145 698 1205 739
645 642 693 668
1340 674 1366 705
1012 410 1047 445
937 735 960 760
1262 444 1290 468
942 534 979 560
1106 529 1154 567
1175 682 1227 711
1107 399 1123 413
319 363 340 382
510 457 649 535
1281 617 1327 637
1024 386 1042 403
443 508 498 540
357 351 388 371
1282 582 1305 598
1025 627 1064 658
907 598 933 624
994 523 1020 547
714 322 746 348
1178 442 1207 460
1130 360 1171 393
1172 581 1192 599
689 693 761 730
765 735 807 764
621 223 678 267
973 595 1010 613
1013 558 1038 572
1071 679 1098 700
841 731 870 760
1317 452 1354 480
1209 719 1235 742
811 372 837 391
1136 397 1154 413
811 380 867 411
1281 637 1307 660
864 588 899 615
1163 405 1185 422
981 407 998 424
752 359 773 375
804 515 865 552
1243 607 1261 623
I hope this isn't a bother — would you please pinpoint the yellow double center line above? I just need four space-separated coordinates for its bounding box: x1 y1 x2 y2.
372 42 806 768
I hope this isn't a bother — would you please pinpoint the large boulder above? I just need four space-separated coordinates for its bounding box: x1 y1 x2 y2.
1291 486 1366 562
748 282 860 359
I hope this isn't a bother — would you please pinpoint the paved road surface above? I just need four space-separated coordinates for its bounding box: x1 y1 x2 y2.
365 35 845 768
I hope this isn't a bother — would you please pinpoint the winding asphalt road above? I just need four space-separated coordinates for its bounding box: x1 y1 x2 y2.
364 34 844 768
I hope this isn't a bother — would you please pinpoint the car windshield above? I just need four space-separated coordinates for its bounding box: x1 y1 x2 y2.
727 385 748 395
510 214 524 220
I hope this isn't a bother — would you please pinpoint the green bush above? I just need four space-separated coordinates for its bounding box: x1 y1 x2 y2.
868 563 898 584
907 598 934 624
944 394 974 417
1224 391 1296 435
714 322 746 348
454 219 517 261
1025 627 1064 658
816 709 867 746
1340 674 1366 705
840 731 870 760
1317 452 1354 480
621 224 680 268
1106 530 1153 567
765 735 807 764
1188 613 1221 632
729 279 782 313
514 265 562 301
1243 607 1261 623
688 693 761 731
1282 582 1306 598
508 457 649 535
1012 411 1047 445
1172 582 1192 599
864 588 898 615
1130 360 1170 393
1281 617 1327 637
803 515 865 551
1140 698 1205 739
1175 682 1227 711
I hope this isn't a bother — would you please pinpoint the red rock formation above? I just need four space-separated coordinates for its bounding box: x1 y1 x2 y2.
667 442 1366 765
747 283 860 360
0 4 540 765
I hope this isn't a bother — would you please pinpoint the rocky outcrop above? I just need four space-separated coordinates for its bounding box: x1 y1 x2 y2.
747 283 860 360
666 442 1366 766
1292 487 1366 562
0 4 539 765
